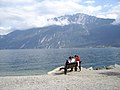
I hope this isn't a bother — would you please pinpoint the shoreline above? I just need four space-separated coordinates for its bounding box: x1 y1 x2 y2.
0 66 120 90
0 64 120 77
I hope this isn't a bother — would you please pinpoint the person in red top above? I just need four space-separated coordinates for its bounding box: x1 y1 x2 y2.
75 55 81 71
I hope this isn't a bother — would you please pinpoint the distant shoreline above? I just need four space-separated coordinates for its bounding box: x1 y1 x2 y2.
0 46 120 50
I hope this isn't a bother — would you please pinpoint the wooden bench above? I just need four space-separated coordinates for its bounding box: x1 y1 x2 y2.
60 62 78 75
60 61 82 74
64 62 78 74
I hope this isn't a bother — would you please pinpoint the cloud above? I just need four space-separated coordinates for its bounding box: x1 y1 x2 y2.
37 0 82 16
0 26 12 35
0 0 35 5
36 0 102 19
96 2 120 22
110 3 120 24
0 0 120 35
84 0 95 4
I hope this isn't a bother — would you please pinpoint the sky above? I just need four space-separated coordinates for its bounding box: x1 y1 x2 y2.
0 0 120 35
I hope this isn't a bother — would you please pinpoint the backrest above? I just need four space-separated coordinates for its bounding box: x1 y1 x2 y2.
66 62 77 68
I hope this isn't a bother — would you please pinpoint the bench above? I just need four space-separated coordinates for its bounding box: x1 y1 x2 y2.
60 61 82 74
60 62 77 75
64 62 78 74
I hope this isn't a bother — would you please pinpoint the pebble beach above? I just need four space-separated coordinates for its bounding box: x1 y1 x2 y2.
0 66 120 90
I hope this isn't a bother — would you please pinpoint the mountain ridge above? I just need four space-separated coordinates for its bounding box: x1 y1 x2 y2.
0 13 120 49
48 13 115 28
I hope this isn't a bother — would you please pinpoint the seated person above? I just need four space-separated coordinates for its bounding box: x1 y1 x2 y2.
66 56 76 71
71 56 76 62
68 56 75 63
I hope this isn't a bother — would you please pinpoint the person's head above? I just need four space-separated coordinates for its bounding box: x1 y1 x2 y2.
74 55 78 57
69 56 72 59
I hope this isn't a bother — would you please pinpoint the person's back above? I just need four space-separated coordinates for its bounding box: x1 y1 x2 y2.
66 56 75 71
67 56 73 63
76 57 80 62
71 57 76 62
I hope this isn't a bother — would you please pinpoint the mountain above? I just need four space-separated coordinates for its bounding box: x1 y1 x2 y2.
48 13 114 29
0 13 120 49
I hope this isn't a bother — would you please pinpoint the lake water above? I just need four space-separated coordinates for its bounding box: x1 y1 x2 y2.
0 48 120 76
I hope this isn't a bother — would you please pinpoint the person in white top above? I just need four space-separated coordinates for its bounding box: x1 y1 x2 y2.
68 56 75 63
67 56 76 71
71 56 76 62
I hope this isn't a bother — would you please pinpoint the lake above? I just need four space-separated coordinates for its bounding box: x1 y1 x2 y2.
0 48 120 76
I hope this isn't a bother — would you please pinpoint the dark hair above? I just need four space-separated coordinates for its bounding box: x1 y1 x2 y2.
74 55 78 57
69 56 72 59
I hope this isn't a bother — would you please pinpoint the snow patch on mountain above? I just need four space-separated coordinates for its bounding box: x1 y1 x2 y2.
46 13 99 28
41 36 46 43
47 17 69 26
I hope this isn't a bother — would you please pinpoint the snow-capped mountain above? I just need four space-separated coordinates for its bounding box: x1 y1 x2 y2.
0 13 120 49
47 13 114 28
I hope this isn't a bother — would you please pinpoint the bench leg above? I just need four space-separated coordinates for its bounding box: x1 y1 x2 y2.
64 68 67 75
70 68 73 71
